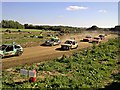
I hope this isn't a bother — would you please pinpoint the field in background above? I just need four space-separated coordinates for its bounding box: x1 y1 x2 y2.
1 28 113 48
1 28 42 32
1 28 60 48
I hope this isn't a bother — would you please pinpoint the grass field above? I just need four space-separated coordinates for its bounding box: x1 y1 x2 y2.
1 28 43 32
1 28 115 48
1 28 61 47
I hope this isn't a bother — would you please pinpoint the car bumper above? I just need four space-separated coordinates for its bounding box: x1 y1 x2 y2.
61 45 70 50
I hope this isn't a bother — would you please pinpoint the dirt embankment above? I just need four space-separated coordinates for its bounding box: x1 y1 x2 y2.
2 32 117 70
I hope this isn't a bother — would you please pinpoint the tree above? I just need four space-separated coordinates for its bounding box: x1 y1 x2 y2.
114 25 120 31
1 20 24 29
87 25 99 30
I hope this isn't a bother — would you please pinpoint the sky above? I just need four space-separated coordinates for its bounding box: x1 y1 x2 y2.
1 0 120 2
2 2 119 28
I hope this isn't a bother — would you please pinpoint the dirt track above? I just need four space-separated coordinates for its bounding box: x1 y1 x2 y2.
2 32 117 69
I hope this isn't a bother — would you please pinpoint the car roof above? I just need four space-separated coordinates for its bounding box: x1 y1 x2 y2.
66 39 75 42
2 44 12 46
99 34 104 36
51 37 59 39
1 44 20 46
86 36 91 37
94 37 100 38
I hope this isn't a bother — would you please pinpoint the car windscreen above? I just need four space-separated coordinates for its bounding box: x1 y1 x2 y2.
0 45 8 50
99 35 104 37
86 36 91 38
65 41 72 44
94 37 100 39
50 39 55 42
15 45 21 49
50 38 59 42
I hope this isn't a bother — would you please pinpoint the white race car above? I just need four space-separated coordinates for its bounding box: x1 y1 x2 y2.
44 37 61 46
0 42 23 58
61 39 78 50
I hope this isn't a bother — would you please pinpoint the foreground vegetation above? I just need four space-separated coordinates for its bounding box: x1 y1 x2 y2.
2 37 120 89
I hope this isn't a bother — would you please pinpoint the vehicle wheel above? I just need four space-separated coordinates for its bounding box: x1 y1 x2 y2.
0 54 3 59
67 47 70 50
97 41 99 44
16 51 23 56
76 45 78 49
51 44 54 46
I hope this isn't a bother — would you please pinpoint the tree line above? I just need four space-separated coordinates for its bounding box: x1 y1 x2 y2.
0 20 82 32
1 20 120 32
23 24 83 33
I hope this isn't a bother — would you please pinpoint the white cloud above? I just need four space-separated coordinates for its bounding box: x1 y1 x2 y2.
66 6 88 11
98 10 107 13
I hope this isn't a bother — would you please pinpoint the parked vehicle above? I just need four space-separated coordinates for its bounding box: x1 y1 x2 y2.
46 34 53 39
38 34 43 38
61 39 78 50
83 36 92 42
44 37 61 46
0 42 23 58
30 35 38 38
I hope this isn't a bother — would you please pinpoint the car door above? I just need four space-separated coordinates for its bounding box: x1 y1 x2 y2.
4 45 15 56
55 39 60 45
72 41 76 48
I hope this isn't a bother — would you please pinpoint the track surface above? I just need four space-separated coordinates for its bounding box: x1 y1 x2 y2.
2 32 117 69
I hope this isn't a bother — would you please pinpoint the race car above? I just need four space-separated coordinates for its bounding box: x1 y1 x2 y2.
98 34 105 40
0 42 23 58
61 39 78 50
83 36 92 42
90 37 101 44
44 37 61 46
